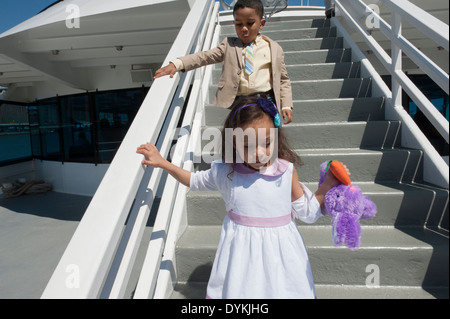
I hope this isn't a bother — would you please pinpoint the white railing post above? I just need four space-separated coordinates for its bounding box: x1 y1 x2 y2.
390 11 402 109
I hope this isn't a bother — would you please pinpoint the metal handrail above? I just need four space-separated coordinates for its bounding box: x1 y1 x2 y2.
41 0 214 299
333 0 448 188
335 0 449 144
133 0 220 299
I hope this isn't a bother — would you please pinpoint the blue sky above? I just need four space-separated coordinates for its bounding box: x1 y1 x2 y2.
0 0 325 34
0 0 57 34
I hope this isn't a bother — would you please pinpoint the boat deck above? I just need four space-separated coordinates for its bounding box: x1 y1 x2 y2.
1 190 158 299
0 191 91 298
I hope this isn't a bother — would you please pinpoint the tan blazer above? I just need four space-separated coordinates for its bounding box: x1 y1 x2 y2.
178 35 293 112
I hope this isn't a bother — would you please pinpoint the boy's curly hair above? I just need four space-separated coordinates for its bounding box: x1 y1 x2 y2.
233 0 265 19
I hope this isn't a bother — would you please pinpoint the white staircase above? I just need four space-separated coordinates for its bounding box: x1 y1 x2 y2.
168 17 449 299
41 1 448 299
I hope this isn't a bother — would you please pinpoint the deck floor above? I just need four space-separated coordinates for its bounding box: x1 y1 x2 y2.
0 191 91 299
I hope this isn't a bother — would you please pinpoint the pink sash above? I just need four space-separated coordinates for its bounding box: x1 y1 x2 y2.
228 210 292 227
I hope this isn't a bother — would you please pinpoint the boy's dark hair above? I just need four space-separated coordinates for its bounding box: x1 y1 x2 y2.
233 0 265 19
221 95 302 175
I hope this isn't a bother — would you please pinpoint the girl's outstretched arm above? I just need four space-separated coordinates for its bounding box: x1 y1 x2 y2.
136 143 191 187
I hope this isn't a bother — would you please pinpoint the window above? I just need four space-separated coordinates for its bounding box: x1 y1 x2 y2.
60 94 95 162
0 101 32 164
38 98 62 161
94 89 142 163
28 105 42 158
0 87 147 165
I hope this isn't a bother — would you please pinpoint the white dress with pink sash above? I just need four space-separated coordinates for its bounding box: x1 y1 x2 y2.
189 159 322 299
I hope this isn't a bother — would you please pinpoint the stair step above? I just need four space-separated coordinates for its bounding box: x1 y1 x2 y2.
211 62 361 84
287 62 361 80
220 19 331 35
295 148 422 183
170 282 448 299
195 148 422 183
291 97 385 122
185 181 448 228
292 78 372 100
175 226 448 288
201 120 401 150
285 48 352 64
204 97 385 126
208 78 373 102
277 37 344 51
221 26 337 40
285 120 400 149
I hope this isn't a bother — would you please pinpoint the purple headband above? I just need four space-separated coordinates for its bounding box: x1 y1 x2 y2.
231 98 281 128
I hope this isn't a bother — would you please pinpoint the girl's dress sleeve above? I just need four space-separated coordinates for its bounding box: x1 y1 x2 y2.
291 182 322 224
190 166 218 191
189 160 227 192
189 161 232 212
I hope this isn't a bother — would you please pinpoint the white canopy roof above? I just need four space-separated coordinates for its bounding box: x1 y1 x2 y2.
0 0 191 100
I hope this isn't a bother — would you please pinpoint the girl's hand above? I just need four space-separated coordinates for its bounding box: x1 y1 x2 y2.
136 143 166 168
153 63 177 79
137 142 191 187
314 163 351 208
324 163 351 189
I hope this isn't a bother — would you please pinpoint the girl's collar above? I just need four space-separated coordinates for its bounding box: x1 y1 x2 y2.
234 158 290 177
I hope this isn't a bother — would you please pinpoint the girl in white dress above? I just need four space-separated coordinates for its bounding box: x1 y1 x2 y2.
137 96 347 299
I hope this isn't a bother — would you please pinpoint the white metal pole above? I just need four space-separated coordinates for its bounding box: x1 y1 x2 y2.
391 11 402 109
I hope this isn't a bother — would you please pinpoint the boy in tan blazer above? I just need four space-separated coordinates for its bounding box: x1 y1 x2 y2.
154 0 293 124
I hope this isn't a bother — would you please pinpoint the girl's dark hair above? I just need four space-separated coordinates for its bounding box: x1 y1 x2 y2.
233 0 265 19
221 95 302 174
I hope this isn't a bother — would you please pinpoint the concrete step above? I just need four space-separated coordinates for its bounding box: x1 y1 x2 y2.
174 226 449 288
284 48 352 65
292 78 372 100
210 48 352 75
221 26 337 40
287 62 361 80
195 148 422 183
285 120 401 149
220 19 331 35
185 182 449 228
211 61 361 84
204 97 385 126
208 77 372 102
278 37 344 52
291 97 385 122
201 120 401 151
170 281 449 299
294 148 422 183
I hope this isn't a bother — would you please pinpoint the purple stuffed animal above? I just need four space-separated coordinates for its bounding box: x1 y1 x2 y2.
319 161 377 250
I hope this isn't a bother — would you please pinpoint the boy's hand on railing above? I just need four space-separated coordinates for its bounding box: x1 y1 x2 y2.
282 109 293 124
137 143 166 168
153 62 177 79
